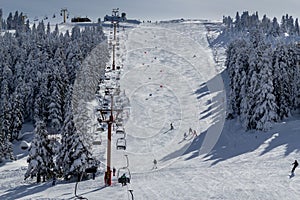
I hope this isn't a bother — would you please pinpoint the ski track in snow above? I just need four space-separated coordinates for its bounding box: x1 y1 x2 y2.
1 20 300 200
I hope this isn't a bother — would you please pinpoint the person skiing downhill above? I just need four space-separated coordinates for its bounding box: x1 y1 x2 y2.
170 123 174 130
193 130 197 137
183 132 187 139
153 159 157 169
291 160 298 174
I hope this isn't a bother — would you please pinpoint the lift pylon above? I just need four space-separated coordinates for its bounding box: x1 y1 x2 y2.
98 94 123 186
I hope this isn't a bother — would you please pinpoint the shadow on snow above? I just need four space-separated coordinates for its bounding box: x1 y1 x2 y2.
0 182 52 200
204 118 300 166
162 71 300 167
161 78 224 162
0 176 106 200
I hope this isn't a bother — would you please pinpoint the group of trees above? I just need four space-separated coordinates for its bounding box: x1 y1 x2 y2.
224 12 300 130
25 114 98 182
0 9 108 181
223 11 300 39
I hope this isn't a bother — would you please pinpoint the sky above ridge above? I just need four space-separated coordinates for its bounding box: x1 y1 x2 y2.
1 0 300 22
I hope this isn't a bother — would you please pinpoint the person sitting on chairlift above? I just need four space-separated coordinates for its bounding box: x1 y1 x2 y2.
121 173 127 186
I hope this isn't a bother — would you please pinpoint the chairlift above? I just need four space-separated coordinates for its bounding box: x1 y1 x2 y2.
117 167 131 179
92 140 102 145
20 141 31 150
117 170 131 185
92 133 102 145
115 116 123 123
116 122 123 128
102 105 109 110
96 127 104 132
116 130 126 138
116 138 126 150
105 90 110 95
116 127 125 134
117 155 131 185
85 166 97 174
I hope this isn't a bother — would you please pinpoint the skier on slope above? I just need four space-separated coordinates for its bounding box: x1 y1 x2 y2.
193 130 197 137
183 132 187 139
291 160 298 174
170 123 174 130
153 159 158 169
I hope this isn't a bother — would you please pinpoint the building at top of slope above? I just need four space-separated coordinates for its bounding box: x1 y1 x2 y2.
103 8 140 24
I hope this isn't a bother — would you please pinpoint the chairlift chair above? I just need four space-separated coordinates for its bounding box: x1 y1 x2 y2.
116 131 126 138
20 141 31 150
118 173 130 185
116 138 126 150
95 127 103 132
116 122 123 128
116 128 126 137
92 133 102 145
117 156 131 185
92 140 102 145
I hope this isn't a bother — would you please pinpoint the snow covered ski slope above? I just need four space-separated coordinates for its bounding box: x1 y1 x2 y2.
112 20 226 171
107 20 227 199
1 20 300 200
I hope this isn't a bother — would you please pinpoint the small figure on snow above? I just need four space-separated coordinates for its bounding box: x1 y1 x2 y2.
188 127 193 134
170 123 174 130
113 167 116 176
193 130 197 137
291 160 298 174
183 132 187 139
153 159 158 169
52 175 56 186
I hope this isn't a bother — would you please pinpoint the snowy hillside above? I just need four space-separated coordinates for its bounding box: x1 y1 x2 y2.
0 19 300 200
